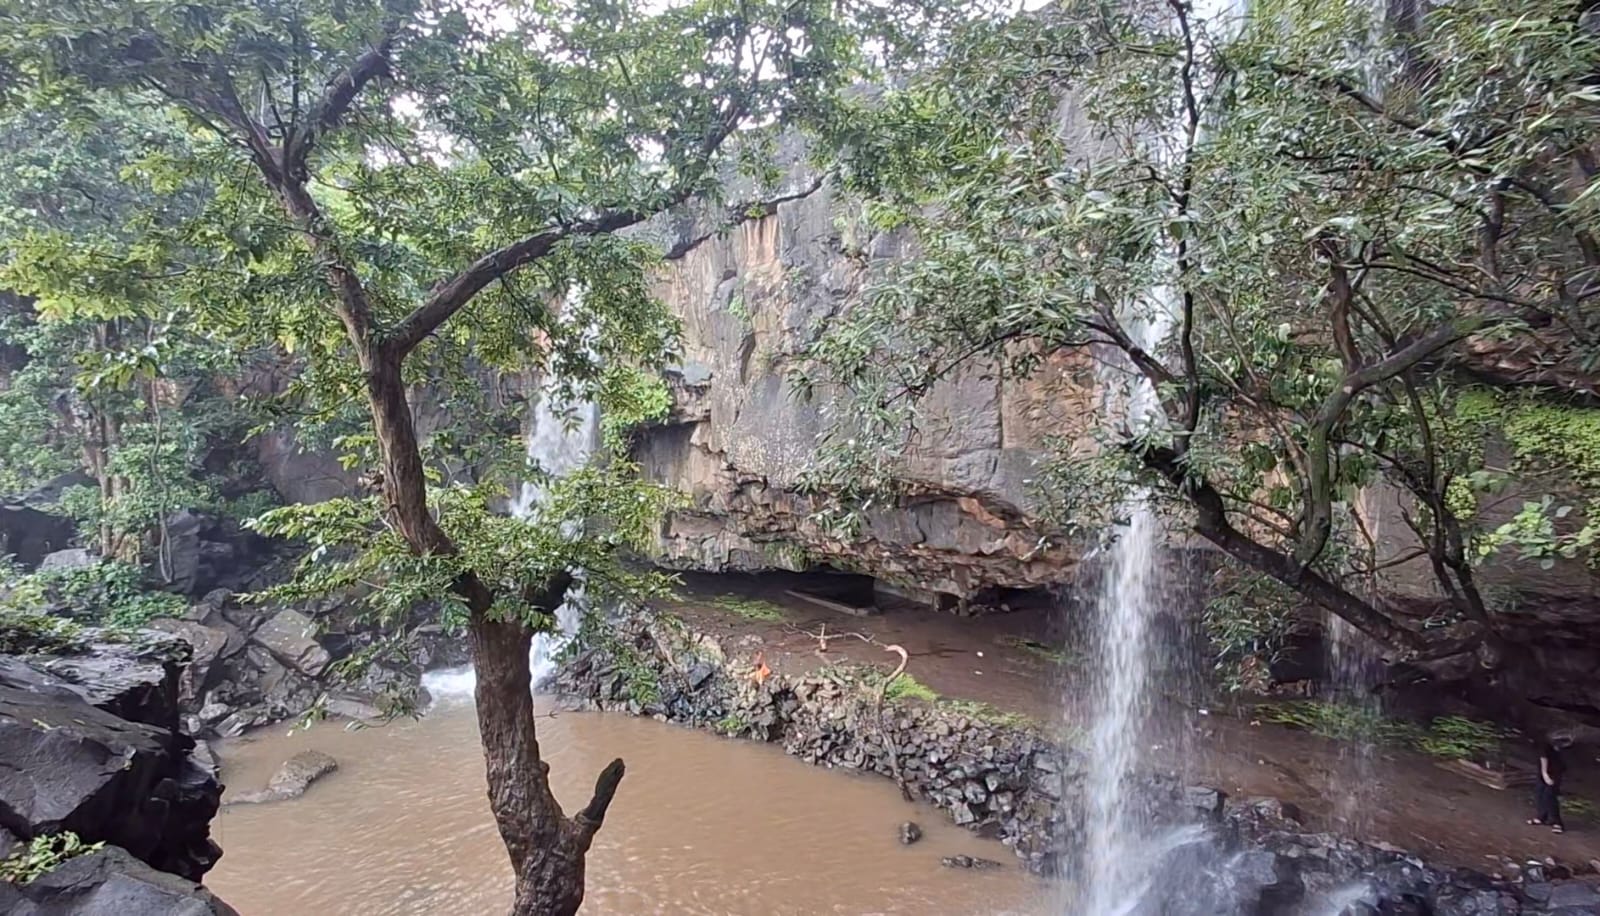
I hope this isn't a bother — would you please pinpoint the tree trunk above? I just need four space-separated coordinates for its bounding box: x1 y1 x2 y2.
363 354 623 915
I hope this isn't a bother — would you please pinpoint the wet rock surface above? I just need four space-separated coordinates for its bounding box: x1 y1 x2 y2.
0 634 222 883
0 844 238 915
229 750 338 804
555 606 1600 914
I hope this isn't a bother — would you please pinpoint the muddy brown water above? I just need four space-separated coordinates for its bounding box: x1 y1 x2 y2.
207 696 1044 915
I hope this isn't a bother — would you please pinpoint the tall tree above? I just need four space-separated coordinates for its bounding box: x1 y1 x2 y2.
0 0 948 910
804 0 1600 681
0 96 264 565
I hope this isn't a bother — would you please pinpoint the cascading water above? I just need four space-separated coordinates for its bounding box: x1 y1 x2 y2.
1323 488 1386 834
1069 3 1240 912
1075 290 1177 916
423 311 599 704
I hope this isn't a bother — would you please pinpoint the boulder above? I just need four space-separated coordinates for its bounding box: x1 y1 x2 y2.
940 855 1002 870
899 821 923 845
0 503 76 570
147 618 239 707
248 609 332 677
0 658 221 881
159 510 279 598
230 750 338 804
27 633 189 732
37 548 97 574
1184 785 1227 818
0 845 237 915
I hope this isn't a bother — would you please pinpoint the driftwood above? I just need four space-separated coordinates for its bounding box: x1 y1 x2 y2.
783 589 879 617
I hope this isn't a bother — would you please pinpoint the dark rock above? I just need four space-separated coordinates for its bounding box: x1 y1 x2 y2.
160 510 279 598
0 844 238 915
940 855 1002 870
0 491 77 570
323 691 384 722
1246 796 1303 824
1185 785 1226 818
28 634 190 732
1546 880 1600 909
0 651 221 881
686 661 716 691
899 821 923 845
230 750 338 804
249 609 332 677
147 618 240 708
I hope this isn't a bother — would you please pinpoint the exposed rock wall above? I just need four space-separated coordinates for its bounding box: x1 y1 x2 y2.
637 183 1084 601
553 605 1596 915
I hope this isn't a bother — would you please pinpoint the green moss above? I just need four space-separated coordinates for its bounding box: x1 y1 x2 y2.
939 698 1036 730
0 610 86 655
1504 403 1600 487
997 635 1070 665
883 672 938 703
709 595 786 622
714 712 748 735
1564 795 1598 822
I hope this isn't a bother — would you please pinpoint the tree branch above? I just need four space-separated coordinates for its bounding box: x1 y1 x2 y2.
661 176 826 261
1143 444 1426 652
283 27 398 181
1298 314 1494 566
573 758 626 849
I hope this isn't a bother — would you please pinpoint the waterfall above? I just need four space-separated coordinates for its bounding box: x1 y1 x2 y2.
1074 289 1178 916
1069 2 1242 912
1323 487 1386 834
423 313 599 705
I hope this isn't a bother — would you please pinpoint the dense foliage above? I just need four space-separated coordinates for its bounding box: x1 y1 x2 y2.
0 99 275 566
806 0 1600 670
0 0 960 908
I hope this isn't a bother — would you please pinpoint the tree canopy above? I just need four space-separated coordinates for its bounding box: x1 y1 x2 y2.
0 0 963 910
805 0 1600 675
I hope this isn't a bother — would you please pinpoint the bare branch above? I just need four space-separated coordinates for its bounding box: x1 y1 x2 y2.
661 176 826 261
572 758 626 849
283 27 398 180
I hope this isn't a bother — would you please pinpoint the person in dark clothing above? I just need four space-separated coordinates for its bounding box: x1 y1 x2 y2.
1529 738 1568 833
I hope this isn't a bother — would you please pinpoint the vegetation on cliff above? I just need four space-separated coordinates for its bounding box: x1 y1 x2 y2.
804 0 1600 678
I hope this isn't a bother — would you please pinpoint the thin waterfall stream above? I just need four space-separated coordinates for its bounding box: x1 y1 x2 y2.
1069 3 1242 912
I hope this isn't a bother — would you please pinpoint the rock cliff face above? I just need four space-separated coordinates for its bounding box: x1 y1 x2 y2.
638 176 1600 719
637 183 1087 603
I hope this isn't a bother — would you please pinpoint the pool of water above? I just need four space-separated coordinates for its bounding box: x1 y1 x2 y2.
206 696 1043 915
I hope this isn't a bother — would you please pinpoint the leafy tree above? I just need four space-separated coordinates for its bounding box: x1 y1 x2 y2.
804 0 1600 679
0 0 947 909
0 97 270 566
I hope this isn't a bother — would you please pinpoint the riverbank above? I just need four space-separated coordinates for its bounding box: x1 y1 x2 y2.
652 572 1600 873
551 586 1600 913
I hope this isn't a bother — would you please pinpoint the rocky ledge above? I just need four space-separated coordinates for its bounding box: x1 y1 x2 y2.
0 630 229 911
552 607 1600 915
